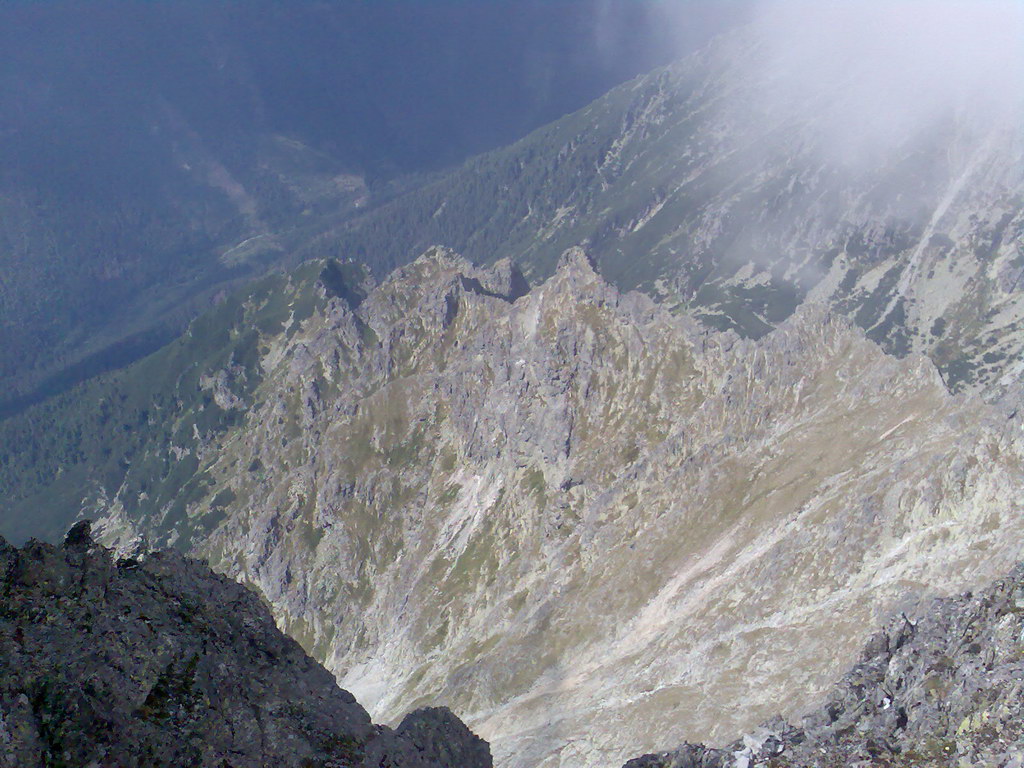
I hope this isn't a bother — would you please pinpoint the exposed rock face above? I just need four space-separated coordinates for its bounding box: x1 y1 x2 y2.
323 30 1024 397
390 707 494 768
623 563 1024 768
80 249 1024 768
0 521 491 768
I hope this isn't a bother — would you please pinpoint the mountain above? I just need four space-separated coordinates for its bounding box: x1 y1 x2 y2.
4 248 1021 766
0 520 491 768
622 562 1024 767
0 0 737 416
9 3 1021 417
310 30 1024 397
3 12 1024 768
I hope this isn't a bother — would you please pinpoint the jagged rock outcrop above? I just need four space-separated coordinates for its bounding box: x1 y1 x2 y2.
0 521 491 768
72 248 1024 768
623 564 1024 767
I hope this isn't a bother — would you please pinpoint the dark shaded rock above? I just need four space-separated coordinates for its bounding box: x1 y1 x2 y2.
396 707 492 768
61 520 93 551
362 707 492 768
622 743 730 768
0 524 490 768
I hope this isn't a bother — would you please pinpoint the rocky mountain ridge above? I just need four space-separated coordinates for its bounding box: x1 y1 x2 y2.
2 0 716 416
0 521 491 768
17 246 1011 767
314 31 1024 398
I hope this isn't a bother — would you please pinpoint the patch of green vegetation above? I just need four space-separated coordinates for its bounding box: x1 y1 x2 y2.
692 277 803 337
402 664 431 694
0 260 349 545
891 737 958 767
438 447 458 474
621 441 640 465
295 64 727 302
438 483 462 506
423 613 451 651
210 488 237 510
854 264 903 330
385 425 428 468
136 655 200 723
521 468 547 506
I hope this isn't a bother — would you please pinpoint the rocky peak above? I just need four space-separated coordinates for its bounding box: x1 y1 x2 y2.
0 523 491 768
476 258 531 303
555 246 599 276
544 246 606 298
360 247 523 341
315 24 1024 397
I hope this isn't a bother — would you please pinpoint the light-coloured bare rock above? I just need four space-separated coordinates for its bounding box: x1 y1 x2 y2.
93 247 1024 768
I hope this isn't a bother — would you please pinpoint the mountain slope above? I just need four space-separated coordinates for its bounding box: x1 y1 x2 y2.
0 260 373 545
312 31 1024 396
2 0 726 416
623 562 1024 768
0 521 491 768
8 249 1020 766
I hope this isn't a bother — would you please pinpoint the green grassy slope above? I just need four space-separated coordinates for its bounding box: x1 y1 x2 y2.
0 260 367 544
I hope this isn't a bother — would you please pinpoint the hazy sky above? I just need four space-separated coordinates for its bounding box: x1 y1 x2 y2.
747 0 1024 159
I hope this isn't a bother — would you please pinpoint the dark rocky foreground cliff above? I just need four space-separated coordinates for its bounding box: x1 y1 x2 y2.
623 564 1024 768
0 521 491 768
3 519 1024 768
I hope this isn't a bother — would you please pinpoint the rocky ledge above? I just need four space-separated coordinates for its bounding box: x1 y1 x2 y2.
0 521 491 768
623 563 1024 768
